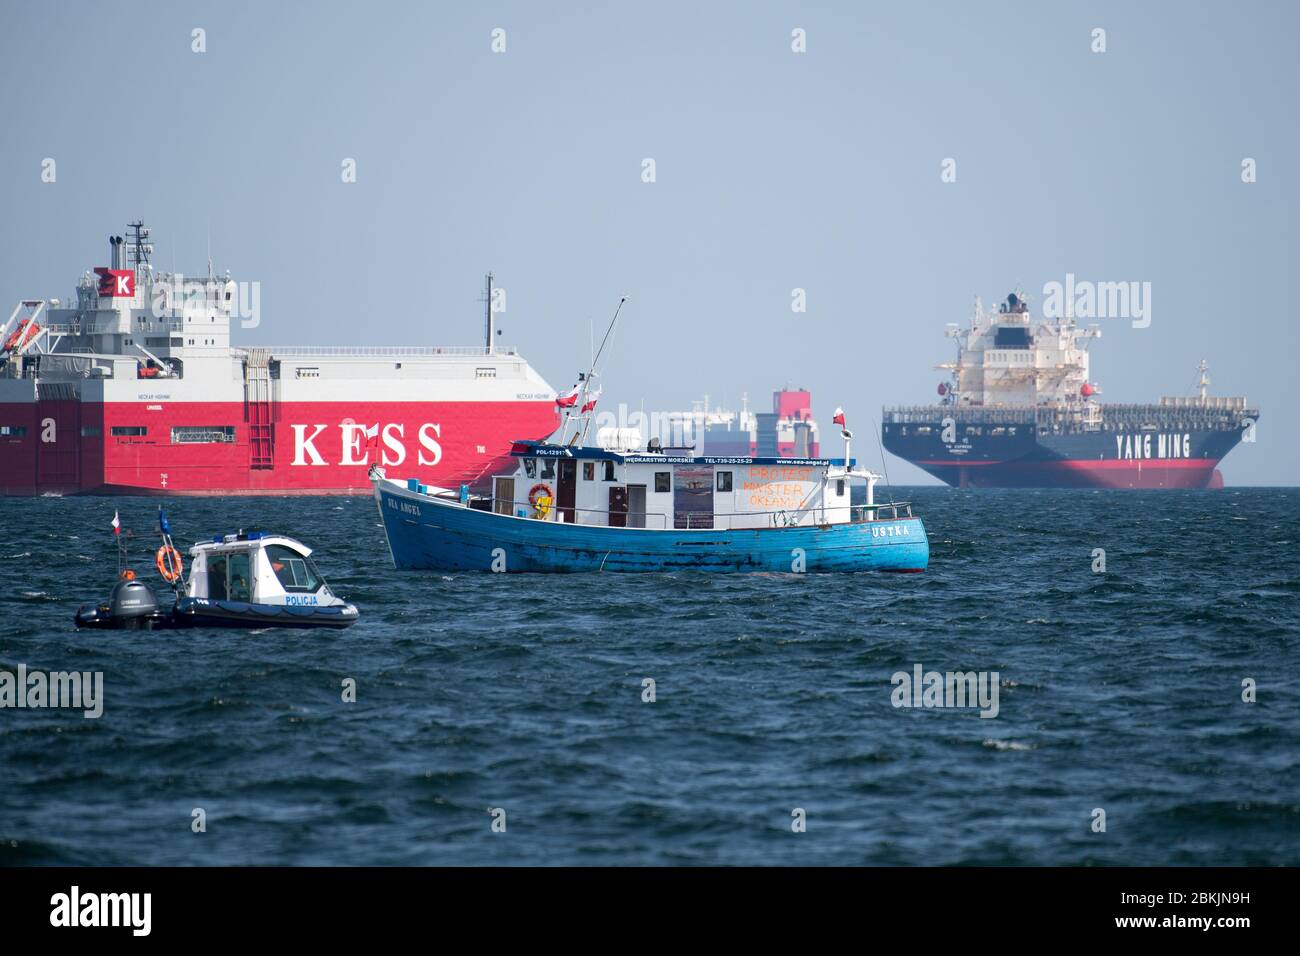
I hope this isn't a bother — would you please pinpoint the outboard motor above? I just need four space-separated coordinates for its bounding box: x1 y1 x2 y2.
74 578 170 630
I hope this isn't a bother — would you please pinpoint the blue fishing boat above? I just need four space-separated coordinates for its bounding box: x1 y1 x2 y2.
369 438 927 574
371 300 927 574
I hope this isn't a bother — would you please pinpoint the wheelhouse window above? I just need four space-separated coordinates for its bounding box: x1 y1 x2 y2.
265 544 323 593
540 459 556 479
523 458 537 479
654 471 671 493
603 461 616 481
716 471 733 492
836 479 846 496
583 462 595 481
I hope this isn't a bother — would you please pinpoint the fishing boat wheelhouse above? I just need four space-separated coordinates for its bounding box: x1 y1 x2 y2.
488 435 900 530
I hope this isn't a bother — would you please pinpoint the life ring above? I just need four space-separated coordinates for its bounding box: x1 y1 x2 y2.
155 544 184 583
528 482 554 519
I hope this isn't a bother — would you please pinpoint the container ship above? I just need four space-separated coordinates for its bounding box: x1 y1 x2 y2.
0 223 559 496
882 292 1258 489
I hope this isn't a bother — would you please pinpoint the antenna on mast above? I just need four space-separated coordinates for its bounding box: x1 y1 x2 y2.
482 272 496 354
126 221 153 278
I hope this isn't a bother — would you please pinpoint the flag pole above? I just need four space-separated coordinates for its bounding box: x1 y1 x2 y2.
113 510 126 579
579 296 626 445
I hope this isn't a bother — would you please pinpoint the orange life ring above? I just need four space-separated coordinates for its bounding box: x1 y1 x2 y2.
528 482 554 518
155 544 184 583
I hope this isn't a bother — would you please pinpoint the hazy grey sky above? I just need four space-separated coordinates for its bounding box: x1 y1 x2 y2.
2 1 1295 484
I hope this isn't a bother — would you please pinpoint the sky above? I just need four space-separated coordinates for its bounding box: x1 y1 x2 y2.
1 0 1295 484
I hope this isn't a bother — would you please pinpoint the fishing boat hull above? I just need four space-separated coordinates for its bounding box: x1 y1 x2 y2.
374 479 928 573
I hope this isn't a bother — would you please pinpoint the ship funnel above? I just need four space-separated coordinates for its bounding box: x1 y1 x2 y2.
109 235 124 270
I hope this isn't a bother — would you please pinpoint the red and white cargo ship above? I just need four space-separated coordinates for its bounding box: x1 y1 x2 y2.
0 223 559 496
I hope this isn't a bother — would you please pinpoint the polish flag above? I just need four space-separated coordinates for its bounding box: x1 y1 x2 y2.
555 384 581 408
832 407 846 427
111 511 120 535
581 386 602 414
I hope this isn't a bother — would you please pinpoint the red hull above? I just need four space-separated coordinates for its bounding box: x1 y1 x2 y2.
0 399 559 496
915 458 1222 489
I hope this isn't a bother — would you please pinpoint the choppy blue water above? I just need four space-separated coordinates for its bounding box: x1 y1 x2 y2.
1 488 1297 865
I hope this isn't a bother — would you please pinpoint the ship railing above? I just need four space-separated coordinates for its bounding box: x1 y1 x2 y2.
482 498 672 529
675 502 915 528
852 502 913 522
884 402 1257 431
243 345 519 358
477 497 914 530
882 405 1036 425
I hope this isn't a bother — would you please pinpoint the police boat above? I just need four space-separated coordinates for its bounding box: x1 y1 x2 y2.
74 511 359 630
168 531 359 629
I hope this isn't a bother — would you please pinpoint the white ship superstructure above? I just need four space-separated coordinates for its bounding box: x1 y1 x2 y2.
0 223 558 495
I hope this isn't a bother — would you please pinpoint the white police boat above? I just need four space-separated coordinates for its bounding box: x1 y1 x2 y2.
74 516 359 630
170 531 360 629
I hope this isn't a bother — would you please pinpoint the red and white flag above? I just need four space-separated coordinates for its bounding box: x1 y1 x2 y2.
832 407 846 427
581 386 602 414
111 511 121 535
555 384 581 408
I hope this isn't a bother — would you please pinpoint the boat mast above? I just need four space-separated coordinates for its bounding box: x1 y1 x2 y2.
483 272 495 354
572 295 627 445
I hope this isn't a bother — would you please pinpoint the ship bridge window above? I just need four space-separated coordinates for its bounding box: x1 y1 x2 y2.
994 327 1032 349
654 472 671 493
540 459 556 479
265 544 323 593
717 471 733 492
603 461 616 481
172 426 236 444
583 461 595 481
523 458 537 479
